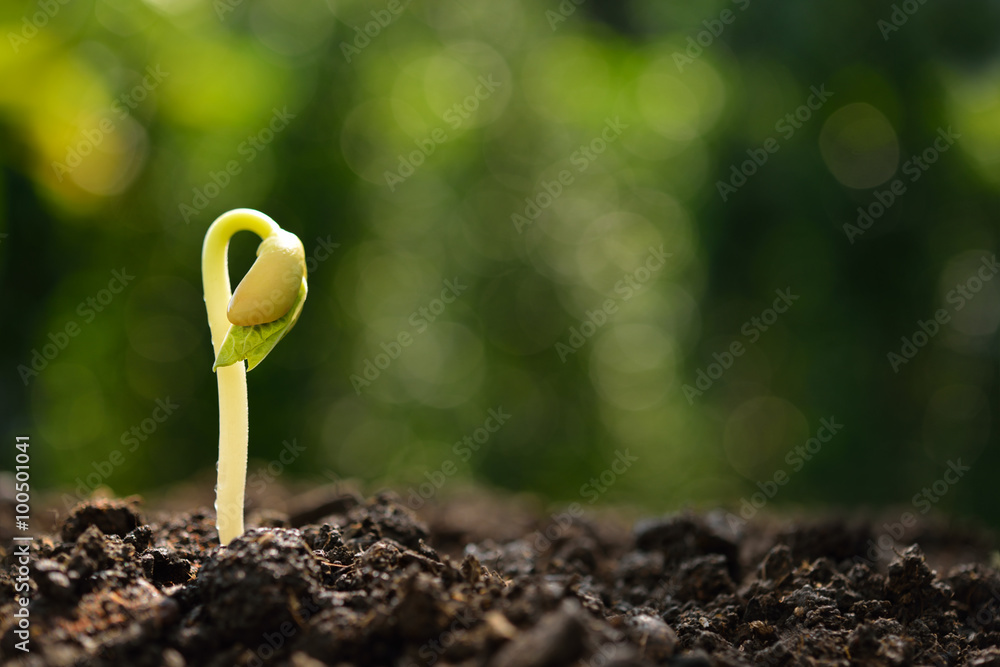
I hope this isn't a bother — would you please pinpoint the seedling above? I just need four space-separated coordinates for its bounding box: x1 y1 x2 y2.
201 208 307 545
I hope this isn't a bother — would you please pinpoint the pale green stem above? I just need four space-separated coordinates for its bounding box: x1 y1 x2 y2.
202 208 280 546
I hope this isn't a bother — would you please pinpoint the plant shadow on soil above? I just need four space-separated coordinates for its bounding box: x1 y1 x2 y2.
1 481 1000 667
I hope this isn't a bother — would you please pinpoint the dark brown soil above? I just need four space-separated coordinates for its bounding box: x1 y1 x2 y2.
2 486 1000 667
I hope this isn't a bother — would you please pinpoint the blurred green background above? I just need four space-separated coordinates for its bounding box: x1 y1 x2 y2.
1 0 998 523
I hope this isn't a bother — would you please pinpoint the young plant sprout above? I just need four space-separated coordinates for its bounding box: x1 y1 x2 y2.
202 208 307 545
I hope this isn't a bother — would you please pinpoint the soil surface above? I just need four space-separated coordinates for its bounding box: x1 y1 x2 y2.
2 484 1000 667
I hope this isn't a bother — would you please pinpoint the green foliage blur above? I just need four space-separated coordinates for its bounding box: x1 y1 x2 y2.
1 0 998 523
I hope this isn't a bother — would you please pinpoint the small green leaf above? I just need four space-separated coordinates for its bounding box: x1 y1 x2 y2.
214 279 307 372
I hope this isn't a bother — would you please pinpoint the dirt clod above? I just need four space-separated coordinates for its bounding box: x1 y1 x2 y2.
61 497 143 542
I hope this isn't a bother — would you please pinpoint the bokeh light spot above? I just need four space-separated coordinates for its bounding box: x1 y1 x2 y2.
724 397 808 481
819 102 899 189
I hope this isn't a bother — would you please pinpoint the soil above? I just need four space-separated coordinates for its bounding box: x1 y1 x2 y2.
2 483 1000 667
